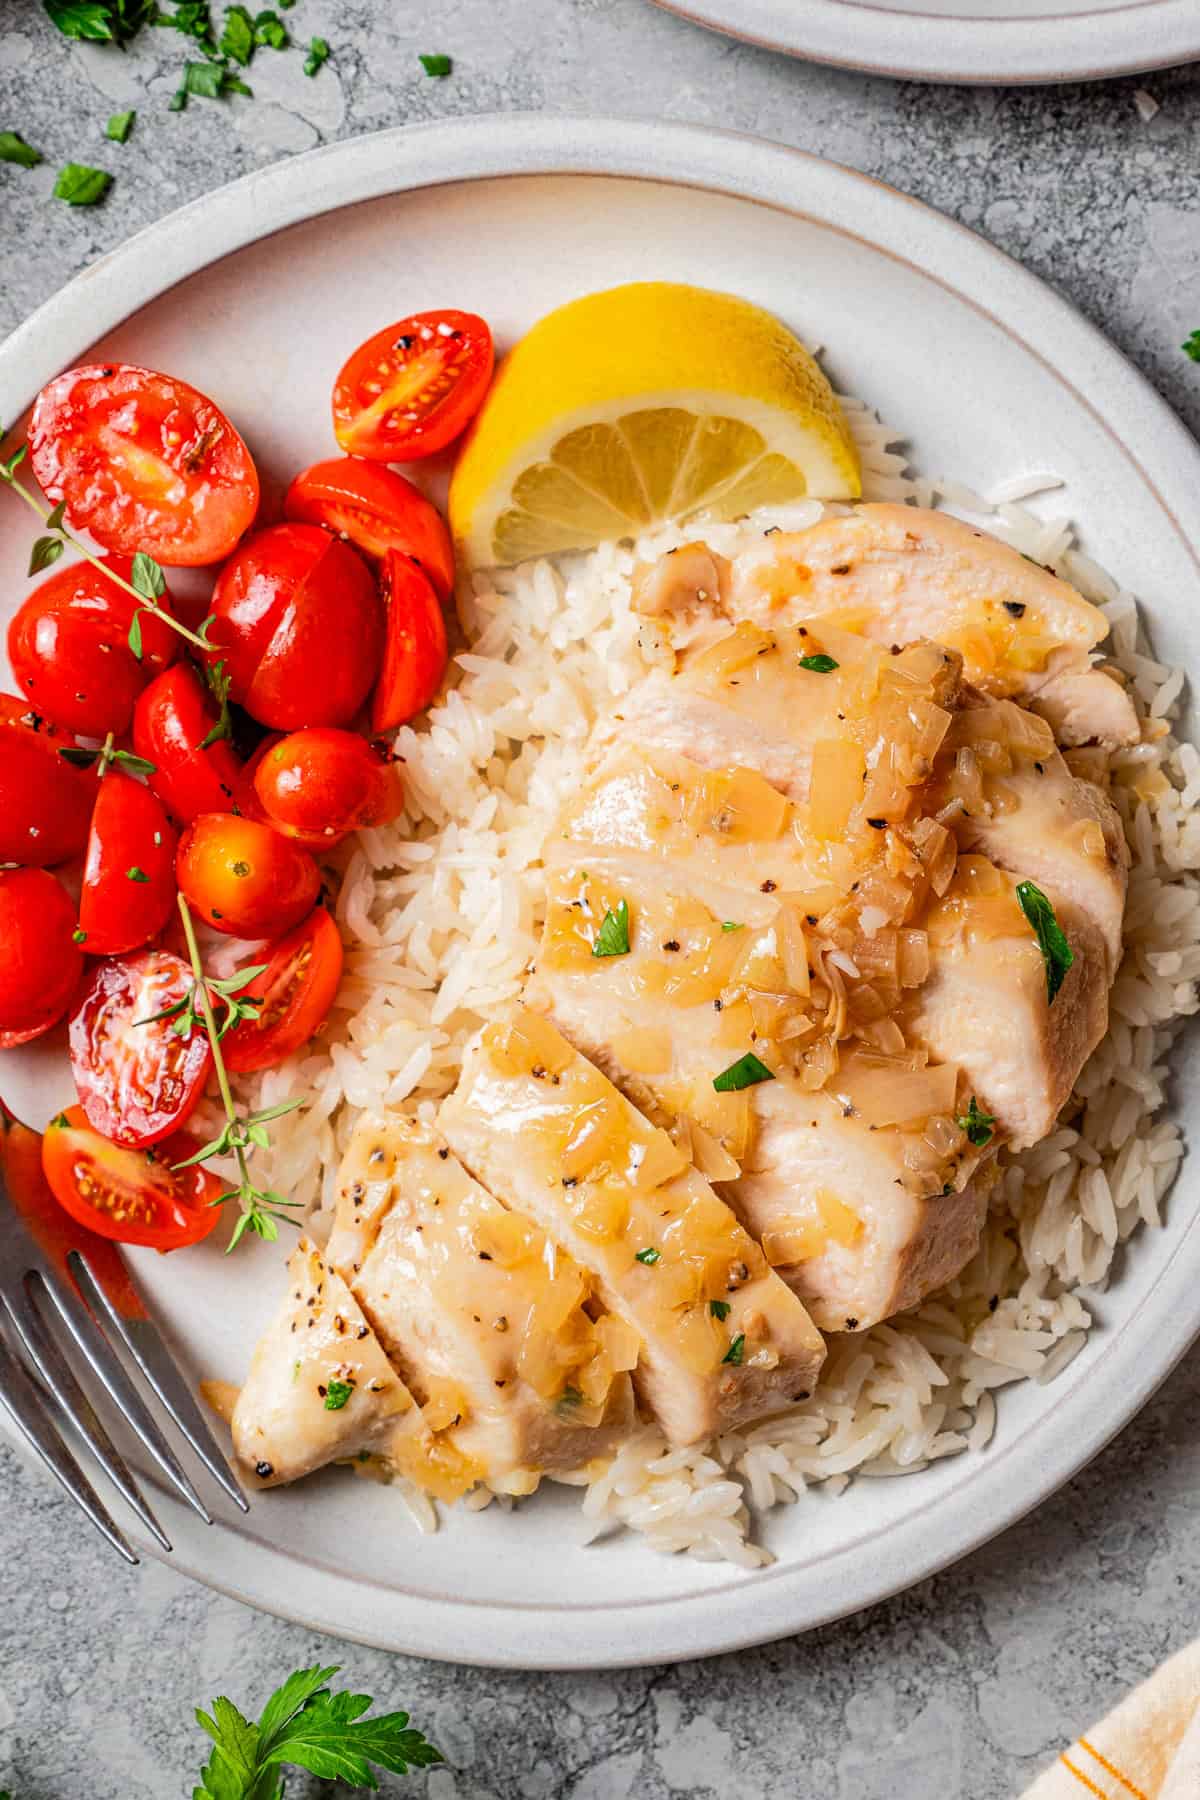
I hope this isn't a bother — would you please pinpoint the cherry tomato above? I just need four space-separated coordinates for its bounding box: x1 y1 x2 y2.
0 695 94 865
132 662 255 825
29 362 260 567
372 550 448 732
42 1105 223 1251
0 869 84 1049
68 948 212 1147
284 457 455 601
224 907 344 1073
252 728 402 848
332 310 494 462
79 770 177 955
176 812 320 937
208 523 382 729
8 554 179 737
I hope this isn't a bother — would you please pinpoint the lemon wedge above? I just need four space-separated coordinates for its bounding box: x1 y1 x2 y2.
448 282 861 569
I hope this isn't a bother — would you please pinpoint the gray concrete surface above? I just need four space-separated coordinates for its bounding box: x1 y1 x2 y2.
2 5 1199 1796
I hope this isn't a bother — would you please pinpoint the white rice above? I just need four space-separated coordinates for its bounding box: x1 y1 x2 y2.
243 397 1198 1566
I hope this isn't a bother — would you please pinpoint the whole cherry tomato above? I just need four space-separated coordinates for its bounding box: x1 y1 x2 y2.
0 868 84 1048
332 310 494 461
176 813 320 937
284 458 455 600
252 728 402 848
132 662 255 824
0 695 94 866
223 907 344 1074
42 1105 223 1251
79 770 177 955
28 362 260 566
207 522 382 729
372 550 448 732
8 554 178 737
68 949 212 1147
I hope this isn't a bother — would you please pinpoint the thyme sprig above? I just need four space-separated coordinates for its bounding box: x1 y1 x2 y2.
59 728 157 779
136 960 268 1040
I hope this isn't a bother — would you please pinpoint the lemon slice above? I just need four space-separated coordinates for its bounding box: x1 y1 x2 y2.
448 282 861 569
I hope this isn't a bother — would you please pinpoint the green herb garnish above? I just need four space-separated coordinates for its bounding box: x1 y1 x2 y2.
709 1299 731 1320
323 1379 354 1412
592 897 630 959
1015 879 1074 1004
720 920 743 933
419 52 452 75
53 163 113 206
45 0 155 44
303 33 329 74
219 1 255 61
1183 331 1200 364
0 131 43 168
956 1095 996 1148
713 1051 775 1093
106 109 136 142
634 1247 661 1265
798 653 839 674
126 865 150 883
60 732 156 779
722 1333 745 1366
253 8 287 47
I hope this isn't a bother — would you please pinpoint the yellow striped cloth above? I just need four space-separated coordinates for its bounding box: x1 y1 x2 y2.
1022 1639 1200 1800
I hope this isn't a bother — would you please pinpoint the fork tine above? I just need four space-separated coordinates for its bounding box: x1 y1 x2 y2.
70 1252 249 1514
0 1328 137 1565
31 1268 213 1526
2 1290 172 1552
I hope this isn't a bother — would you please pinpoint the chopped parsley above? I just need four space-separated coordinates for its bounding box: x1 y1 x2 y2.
634 1247 661 1265
45 0 156 44
219 1 255 61
53 163 113 206
126 865 150 883
798 653 839 674
557 1385 583 1413
419 52 452 76
1015 879 1074 1004
713 1051 775 1093
303 33 329 74
323 1378 354 1411
709 1299 731 1320
591 897 630 959
172 60 253 105
956 1095 996 1148
720 920 743 933
721 1333 746 1366
253 8 288 47
1183 331 1200 364
72 927 87 944
105 109 136 142
0 131 42 168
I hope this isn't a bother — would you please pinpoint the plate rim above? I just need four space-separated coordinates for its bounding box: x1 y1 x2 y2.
3 112 1200 1669
645 0 1200 85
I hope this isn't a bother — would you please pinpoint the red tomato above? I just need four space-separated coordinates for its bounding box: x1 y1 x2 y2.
372 550 448 732
68 949 212 1147
29 363 260 567
132 662 255 825
224 907 344 1073
252 728 402 847
79 770 177 955
8 554 178 737
42 1105 223 1251
208 523 382 729
284 458 455 600
176 813 320 937
0 869 84 1048
0 695 94 865
332 310 494 462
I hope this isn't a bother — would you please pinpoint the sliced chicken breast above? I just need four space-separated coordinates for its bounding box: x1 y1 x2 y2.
325 1114 635 1495
1026 666 1139 750
232 1238 420 1485
439 1007 826 1444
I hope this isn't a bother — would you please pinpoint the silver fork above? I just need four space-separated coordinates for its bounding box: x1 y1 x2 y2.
0 1116 249 1562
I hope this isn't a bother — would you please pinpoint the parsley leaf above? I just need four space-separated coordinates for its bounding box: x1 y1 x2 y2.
106 109 136 142
712 1051 775 1093
44 0 121 40
591 897 630 958
956 1095 996 1148
0 131 43 168
1183 330 1200 364
219 3 255 64
798 653 839 673
419 52 452 76
253 8 287 48
634 1247 661 1265
722 1333 746 1366
1015 879 1074 1004
709 1299 731 1320
303 33 329 75
720 920 743 933
53 163 113 205
323 1378 354 1411
175 60 252 101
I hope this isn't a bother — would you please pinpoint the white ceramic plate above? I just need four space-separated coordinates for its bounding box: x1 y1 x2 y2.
2 115 1199 1670
648 0 1200 85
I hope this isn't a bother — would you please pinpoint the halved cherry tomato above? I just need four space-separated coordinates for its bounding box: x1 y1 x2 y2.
8 555 178 737
79 770 177 955
68 948 212 1147
372 550 448 732
43 1104 223 1251
208 523 382 729
224 907 344 1073
284 458 455 600
0 695 94 865
132 662 255 825
332 310 494 462
29 362 260 567
252 728 402 848
177 812 320 937
0 869 84 1048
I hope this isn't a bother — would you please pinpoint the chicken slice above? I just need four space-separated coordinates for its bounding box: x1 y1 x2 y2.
438 1008 826 1445
232 1238 420 1485
1025 666 1139 749
324 1115 635 1496
905 855 1110 1148
725 504 1135 744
